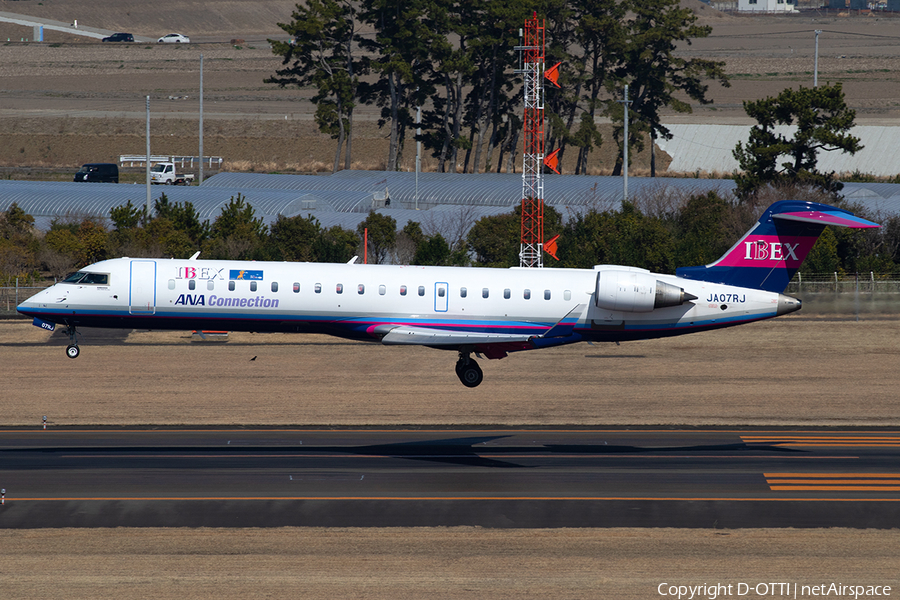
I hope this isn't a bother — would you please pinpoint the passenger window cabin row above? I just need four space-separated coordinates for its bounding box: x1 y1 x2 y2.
175 279 272 292
170 278 572 301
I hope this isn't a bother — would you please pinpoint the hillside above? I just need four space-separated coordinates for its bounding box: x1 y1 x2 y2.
1 1 899 175
0 0 731 40
0 0 297 38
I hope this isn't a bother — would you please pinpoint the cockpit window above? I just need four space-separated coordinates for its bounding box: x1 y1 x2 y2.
62 271 109 285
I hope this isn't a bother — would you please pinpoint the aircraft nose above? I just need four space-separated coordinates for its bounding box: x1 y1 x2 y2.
17 292 38 311
17 286 52 314
776 294 802 316
17 297 35 314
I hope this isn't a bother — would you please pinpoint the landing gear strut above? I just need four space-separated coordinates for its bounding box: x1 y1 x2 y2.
455 351 483 388
65 324 80 359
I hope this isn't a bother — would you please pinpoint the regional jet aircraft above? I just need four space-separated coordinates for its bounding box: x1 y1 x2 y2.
18 201 878 387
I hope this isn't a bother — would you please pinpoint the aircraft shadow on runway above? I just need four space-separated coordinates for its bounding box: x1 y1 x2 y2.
357 436 805 468
2 435 803 470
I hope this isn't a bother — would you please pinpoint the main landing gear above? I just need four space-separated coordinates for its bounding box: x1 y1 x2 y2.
455 351 483 388
65 324 80 359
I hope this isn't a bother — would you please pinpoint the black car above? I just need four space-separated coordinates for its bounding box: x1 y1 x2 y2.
74 163 119 183
102 33 134 43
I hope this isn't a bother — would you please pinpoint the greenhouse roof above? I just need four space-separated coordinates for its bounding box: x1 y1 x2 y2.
0 181 372 224
201 171 740 211
2 172 900 235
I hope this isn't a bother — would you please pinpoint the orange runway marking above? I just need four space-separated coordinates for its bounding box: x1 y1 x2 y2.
764 473 900 478
764 473 900 493
743 436 900 447
769 479 900 485
747 437 900 440
769 486 900 491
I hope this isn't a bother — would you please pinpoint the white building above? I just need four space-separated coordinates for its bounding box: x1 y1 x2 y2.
657 124 900 179
737 0 796 12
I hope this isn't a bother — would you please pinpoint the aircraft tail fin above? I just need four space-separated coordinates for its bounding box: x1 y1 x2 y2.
675 200 879 293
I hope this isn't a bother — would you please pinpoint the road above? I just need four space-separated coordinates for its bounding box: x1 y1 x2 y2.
1 428 898 528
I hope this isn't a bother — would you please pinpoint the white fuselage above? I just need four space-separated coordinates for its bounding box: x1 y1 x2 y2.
19 257 798 347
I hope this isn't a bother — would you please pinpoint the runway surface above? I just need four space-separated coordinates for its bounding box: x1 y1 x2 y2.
1 428 898 528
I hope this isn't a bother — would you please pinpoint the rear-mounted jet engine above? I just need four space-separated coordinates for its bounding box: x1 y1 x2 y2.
595 268 697 312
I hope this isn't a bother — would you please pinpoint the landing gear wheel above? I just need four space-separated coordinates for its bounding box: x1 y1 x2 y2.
455 357 483 388
64 324 80 358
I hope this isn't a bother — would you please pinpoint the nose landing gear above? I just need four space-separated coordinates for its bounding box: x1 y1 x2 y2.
65 324 80 359
455 351 483 388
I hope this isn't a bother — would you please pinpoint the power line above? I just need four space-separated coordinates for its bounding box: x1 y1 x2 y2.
708 29 900 40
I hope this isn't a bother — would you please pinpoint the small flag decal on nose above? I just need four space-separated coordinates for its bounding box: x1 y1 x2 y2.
230 270 264 281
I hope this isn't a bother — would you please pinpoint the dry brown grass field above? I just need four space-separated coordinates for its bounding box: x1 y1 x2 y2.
0 528 897 600
2 316 898 426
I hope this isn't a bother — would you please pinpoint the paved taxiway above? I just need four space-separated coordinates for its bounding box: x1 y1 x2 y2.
1 428 898 528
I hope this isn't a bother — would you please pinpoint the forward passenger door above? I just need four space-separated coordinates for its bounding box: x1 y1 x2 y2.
129 260 157 314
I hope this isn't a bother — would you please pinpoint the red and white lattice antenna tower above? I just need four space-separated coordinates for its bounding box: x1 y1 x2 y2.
517 13 561 268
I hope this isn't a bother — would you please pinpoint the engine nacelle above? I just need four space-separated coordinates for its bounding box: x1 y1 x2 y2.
595 269 696 313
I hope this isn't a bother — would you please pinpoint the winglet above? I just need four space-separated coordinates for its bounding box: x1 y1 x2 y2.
539 303 586 339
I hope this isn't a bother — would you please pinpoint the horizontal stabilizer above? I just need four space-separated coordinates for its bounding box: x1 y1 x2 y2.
773 210 879 229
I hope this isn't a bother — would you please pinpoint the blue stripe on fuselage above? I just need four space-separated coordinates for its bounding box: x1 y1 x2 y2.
22 304 779 344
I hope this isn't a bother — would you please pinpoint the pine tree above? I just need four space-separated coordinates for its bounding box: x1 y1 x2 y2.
733 83 863 201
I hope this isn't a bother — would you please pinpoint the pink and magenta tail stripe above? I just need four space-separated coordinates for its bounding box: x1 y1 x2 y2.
713 235 818 268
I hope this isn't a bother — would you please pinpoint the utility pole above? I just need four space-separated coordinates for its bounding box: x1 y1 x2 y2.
814 30 822 88
145 95 151 219
199 54 204 185
620 85 631 204
415 93 421 210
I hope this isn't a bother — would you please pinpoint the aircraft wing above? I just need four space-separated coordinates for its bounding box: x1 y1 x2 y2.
374 304 587 348
375 325 532 346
